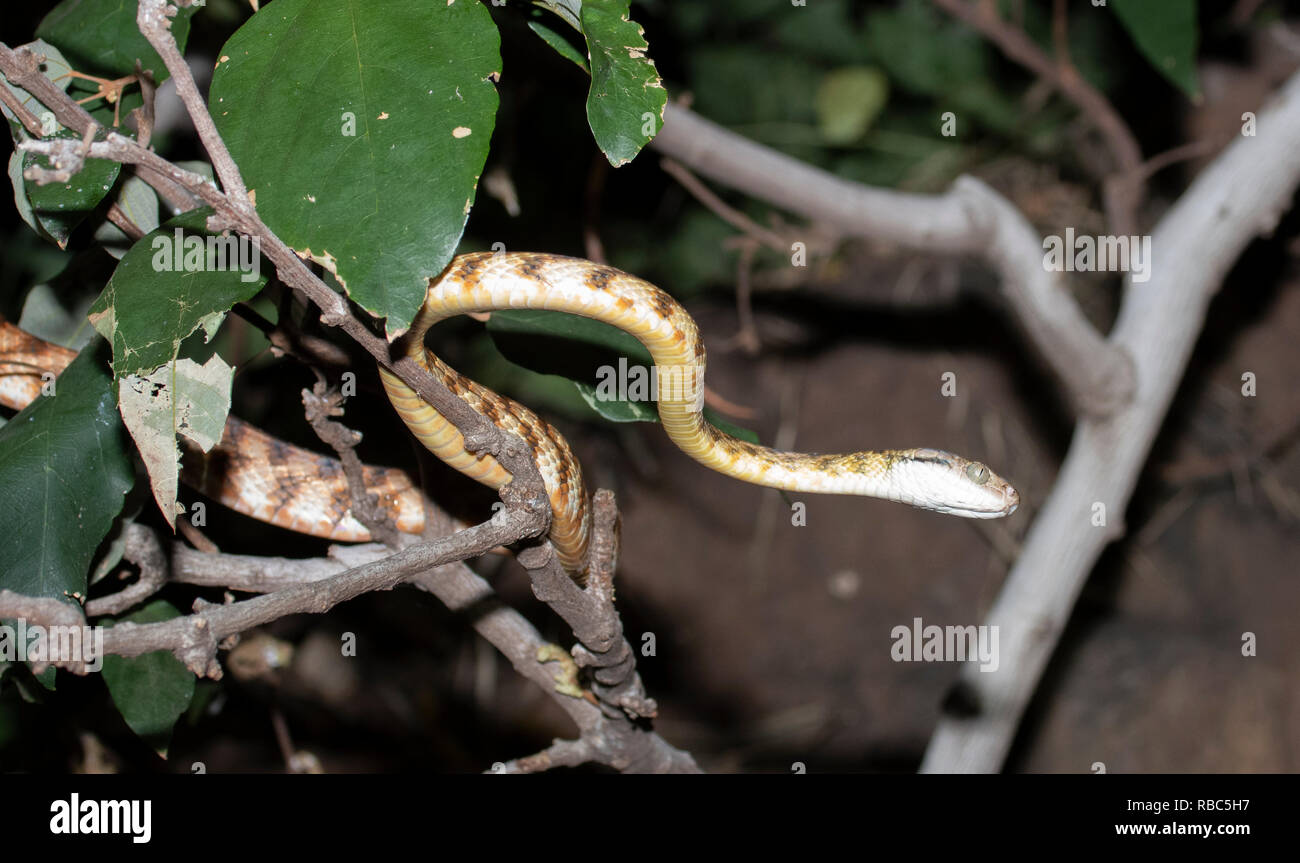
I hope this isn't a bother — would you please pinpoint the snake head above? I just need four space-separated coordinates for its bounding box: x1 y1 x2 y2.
891 448 1019 518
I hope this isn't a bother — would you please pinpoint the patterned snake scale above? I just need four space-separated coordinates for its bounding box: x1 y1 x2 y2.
0 317 425 541
379 252 1018 576
0 253 1017 577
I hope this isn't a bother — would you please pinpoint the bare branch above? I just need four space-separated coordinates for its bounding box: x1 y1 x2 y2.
136 0 251 203
101 510 543 678
0 78 43 135
0 590 89 673
651 101 1134 416
660 157 788 252
84 523 167 616
921 67 1300 773
302 383 403 547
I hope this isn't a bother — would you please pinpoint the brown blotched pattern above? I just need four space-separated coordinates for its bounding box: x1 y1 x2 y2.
5 252 1018 573
0 318 425 543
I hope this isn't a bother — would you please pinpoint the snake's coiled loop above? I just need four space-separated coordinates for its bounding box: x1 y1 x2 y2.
380 252 1018 578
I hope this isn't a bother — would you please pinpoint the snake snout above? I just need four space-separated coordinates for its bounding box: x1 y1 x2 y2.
1003 484 1020 515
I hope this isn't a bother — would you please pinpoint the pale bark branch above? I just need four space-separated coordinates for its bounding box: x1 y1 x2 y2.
921 67 1300 773
651 102 1134 416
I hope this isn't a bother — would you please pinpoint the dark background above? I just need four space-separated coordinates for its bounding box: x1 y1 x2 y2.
1 0 1296 773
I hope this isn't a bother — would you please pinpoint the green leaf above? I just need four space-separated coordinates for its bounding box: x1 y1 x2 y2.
35 0 198 83
6 150 41 241
0 341 134 606
579 0 666 166
574 376 658 423
209 0 501 335
88 208 266 378
528 17 590 74
458 332 598 423
101 600 196 756
1108 0 1199 99
534 0 583 31
2 40 121 246
22 128 122 249
814 67 889 146
489 308 652 366
17 280 101 352
32 665 57 691
0 662 57 702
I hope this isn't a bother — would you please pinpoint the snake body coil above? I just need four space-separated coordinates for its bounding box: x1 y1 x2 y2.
380 252 1018 576
0 254 1017 567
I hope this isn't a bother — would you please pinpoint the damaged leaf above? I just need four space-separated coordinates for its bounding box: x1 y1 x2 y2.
118 355 232 528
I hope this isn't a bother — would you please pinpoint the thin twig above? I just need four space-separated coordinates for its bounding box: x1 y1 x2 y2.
84 524 168 616
732 240 761 356
136 0 250 204
932 0 1144 236
660 157 788 252
0 80 43 135
302 382 403 547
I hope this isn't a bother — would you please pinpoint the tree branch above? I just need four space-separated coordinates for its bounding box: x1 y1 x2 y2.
920 66 1300 773
651 101 1134 416
109 524 696 772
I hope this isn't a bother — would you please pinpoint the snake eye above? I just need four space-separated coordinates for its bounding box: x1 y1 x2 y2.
965 463 990 485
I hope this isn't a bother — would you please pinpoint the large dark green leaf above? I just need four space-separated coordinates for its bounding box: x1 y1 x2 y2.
35 0 198 83
209 0 500 335
88 208 266 378
101 600 195 755
0 341 133 605
1109 0 1199 99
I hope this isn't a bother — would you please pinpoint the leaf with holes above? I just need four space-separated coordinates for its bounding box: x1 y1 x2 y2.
209 0 500 336
118 355 232 528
